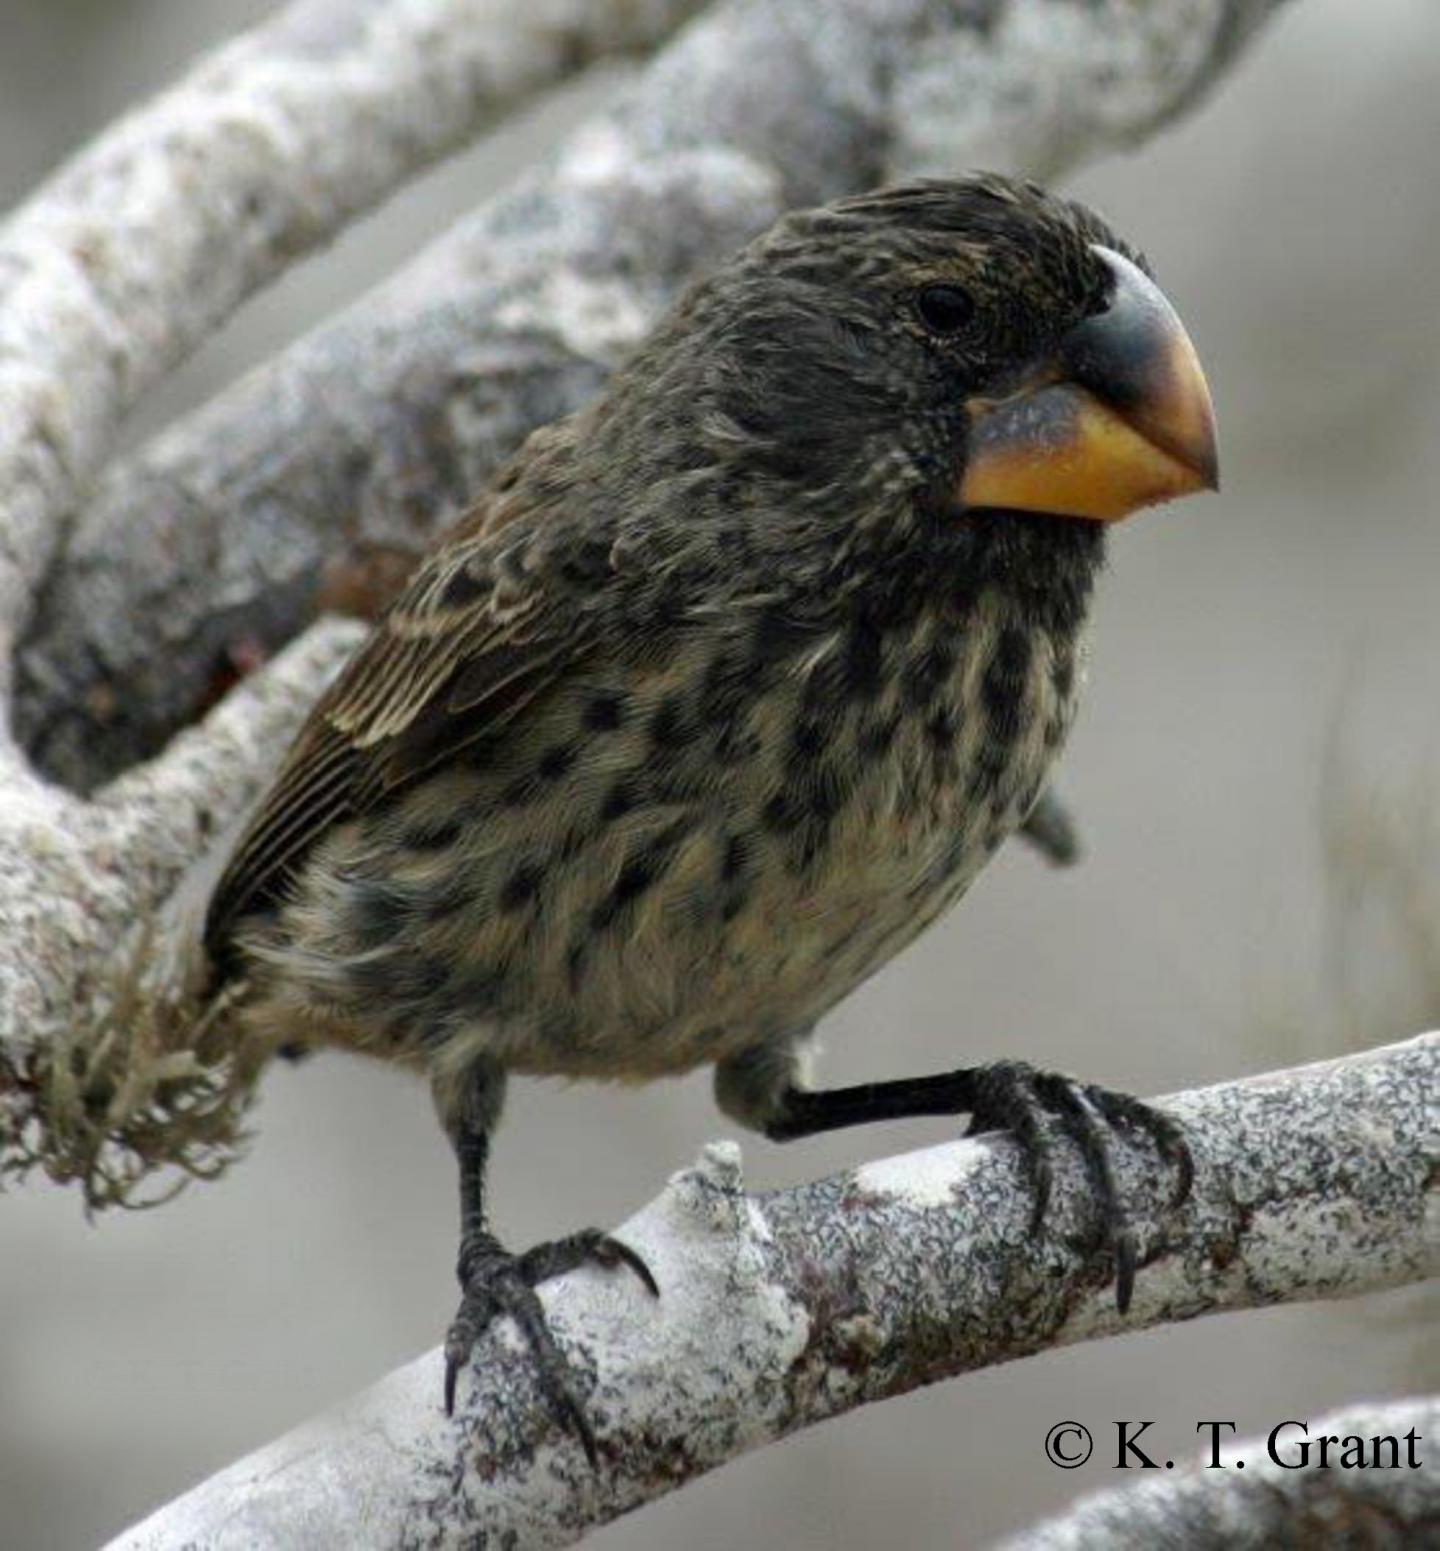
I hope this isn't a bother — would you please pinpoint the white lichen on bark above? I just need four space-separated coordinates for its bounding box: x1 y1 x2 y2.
1003 1396 1440 1548
0 0 707 645
106 1036 1438 1549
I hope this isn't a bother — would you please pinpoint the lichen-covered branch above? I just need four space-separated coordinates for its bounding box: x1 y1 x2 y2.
0 0 706 652
16 0 1292 789
1002 1396 1440 1548
106 1035 1438 1550
0 619 365 1200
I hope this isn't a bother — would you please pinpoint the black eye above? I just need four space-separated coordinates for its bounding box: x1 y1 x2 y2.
915 284 975 335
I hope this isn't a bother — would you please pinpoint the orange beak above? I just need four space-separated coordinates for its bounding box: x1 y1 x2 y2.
958 247 1218 522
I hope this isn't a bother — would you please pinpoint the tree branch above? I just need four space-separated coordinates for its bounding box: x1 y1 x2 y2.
0 0 706 655
0 618 366 1200
15 0 1292 789
105 1035 1438 1550
1002 1396 1440 1547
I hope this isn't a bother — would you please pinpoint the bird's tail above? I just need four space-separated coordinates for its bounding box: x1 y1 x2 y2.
0 819 273 1213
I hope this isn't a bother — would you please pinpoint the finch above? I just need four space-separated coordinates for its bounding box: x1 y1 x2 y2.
203 174 1217 1460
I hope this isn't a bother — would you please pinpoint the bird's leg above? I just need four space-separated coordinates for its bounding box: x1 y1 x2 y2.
441 1109 656 1465
763 1062 1191 1313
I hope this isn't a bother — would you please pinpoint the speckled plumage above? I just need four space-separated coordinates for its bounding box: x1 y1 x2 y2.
202 175 1209 1447
208 177 1110 1126
237 568 1086 1105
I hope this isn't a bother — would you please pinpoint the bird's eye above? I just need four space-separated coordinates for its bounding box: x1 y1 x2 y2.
915 284 976 335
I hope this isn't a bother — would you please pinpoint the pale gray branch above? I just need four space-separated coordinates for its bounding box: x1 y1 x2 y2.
16 0 1292 789
0 0 705 649
0 618 362 1081
107 1035 1438 1550
1003 1396 1440 1548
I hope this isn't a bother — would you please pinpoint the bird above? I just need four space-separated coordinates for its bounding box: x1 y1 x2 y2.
202 173 1217 1463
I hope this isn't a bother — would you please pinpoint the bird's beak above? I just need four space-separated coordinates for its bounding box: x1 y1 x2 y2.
958 246 1218 522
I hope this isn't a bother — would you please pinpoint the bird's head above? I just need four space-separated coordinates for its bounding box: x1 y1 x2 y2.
622 174 1216 566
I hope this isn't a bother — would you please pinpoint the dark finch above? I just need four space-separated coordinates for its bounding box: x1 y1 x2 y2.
204 175 1217 1461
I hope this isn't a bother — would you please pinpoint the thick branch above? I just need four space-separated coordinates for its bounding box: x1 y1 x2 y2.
106 1035 1438 1549
0 620 364 1133
1003 1396 1440 1547
16 0 1291 788
0 0 705 649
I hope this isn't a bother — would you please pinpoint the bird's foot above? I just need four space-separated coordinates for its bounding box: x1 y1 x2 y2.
965 1060 1193 1313
443 1227 657 1464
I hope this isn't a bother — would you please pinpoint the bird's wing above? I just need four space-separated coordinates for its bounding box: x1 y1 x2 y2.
203 491 595 960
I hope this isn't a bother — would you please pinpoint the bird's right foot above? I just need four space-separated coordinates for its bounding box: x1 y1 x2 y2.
965 1060 1193 1313
443 1227 657 1466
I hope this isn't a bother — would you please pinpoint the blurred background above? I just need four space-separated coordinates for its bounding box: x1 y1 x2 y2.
2 0 1437 1545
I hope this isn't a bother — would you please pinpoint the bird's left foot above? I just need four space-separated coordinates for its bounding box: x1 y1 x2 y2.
965 1061 1193 1312
443 1227 657 1465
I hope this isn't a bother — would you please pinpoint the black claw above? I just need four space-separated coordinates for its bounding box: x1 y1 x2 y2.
444 1295 490 1418
967 1061 1190 1315
968 1061 1057 1233
444 1355 459 1418
443 1304 486 1419
1114 1229 1137 1315
600 1237 660 1298
444 1226 661 1466
1044 1077 1115 1197
511 1302 596 1459
518 1229 659 1299
1083 1082 1194 1209
1159 1124 1195 1207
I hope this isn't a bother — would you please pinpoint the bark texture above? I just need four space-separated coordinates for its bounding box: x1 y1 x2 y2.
0 0 706 654
105 1035 1438 1549
1003 1396 1440 1548
15 0 1289 789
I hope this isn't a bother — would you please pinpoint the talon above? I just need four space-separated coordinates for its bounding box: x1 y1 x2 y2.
592 1235 660 1298
968 1060 1058 1234
967 1061 1188 1316
444 1350 461 1418
442 1226 654 1466
443 1303 487 1416
517 1227 660 1299
1083 1082 1194 1209
1114 1228 1137 1315
1156 1123 1195 1207
1037 1075 1131 1311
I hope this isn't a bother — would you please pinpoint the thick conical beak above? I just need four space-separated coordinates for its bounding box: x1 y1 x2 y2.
958 247 1218 522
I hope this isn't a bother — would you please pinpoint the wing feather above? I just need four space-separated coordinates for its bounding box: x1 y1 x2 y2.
203 491 595 965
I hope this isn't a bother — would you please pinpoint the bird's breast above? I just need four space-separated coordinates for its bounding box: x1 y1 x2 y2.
717 597 1083 1014
240 596 1083 1081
